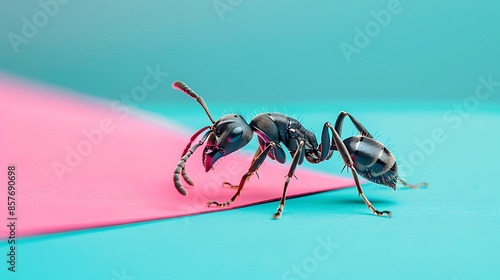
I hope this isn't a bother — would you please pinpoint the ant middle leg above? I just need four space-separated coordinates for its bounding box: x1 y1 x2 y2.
273 140 305 219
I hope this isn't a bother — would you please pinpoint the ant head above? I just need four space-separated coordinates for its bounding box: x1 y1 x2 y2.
344 136 398 189
203 114 253 172
171 82 253 171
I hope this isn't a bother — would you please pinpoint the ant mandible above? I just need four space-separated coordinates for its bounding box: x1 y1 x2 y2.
171 81 426 218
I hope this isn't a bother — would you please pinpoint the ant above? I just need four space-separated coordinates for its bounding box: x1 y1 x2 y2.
171 81 427 218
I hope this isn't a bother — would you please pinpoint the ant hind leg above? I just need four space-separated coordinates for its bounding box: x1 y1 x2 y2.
328 123 391 217
397 178 428 189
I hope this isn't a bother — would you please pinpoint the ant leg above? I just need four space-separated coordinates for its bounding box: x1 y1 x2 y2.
221 146 262 189
328 124 391 217
398 178 428 189
319 122 335 161
273 141 305 219
352 166 391 217
334 111 374 138
221 182 239 189
207 143 274 208
174 130 212 196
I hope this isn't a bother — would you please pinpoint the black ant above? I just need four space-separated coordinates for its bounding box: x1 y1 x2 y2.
172 81 426 218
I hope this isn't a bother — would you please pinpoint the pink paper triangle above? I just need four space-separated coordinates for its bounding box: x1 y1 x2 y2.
0 76 353 238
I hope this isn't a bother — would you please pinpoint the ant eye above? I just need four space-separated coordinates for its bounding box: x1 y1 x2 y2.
227 127 243 143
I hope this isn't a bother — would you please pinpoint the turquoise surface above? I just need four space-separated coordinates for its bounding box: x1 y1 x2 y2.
2 107 500 280
2 0 500 279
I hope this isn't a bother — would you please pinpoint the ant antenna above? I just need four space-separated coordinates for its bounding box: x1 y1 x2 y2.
172 81 216 124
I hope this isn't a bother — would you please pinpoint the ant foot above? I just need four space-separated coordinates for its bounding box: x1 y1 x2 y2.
221 182 238 189
374 210 391 218
273 204 284 219
207 200 231 208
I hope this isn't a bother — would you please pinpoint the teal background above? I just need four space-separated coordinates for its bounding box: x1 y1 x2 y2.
1 0 500 279
1 0 500 105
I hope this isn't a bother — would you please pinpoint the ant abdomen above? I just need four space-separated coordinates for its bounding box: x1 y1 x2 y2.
343 136 398 189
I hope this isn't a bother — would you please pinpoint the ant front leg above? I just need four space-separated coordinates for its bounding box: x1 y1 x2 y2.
273 140 305 219
207 143 274 208
221 146 263 190
329 124 391 217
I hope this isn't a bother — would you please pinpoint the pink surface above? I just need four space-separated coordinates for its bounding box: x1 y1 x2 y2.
0 76 354 238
